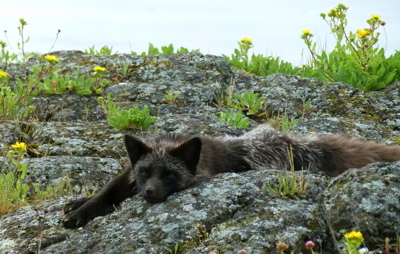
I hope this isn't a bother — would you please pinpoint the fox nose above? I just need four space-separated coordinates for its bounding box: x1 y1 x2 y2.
145 187 154 195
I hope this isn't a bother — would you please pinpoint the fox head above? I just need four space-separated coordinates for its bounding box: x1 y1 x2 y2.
124 134 202 203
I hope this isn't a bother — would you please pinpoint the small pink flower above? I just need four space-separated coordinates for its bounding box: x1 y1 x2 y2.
238 250 248 254
305 241 315 250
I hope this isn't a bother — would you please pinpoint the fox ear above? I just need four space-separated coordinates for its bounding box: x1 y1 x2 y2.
124 135 152 166
169 137 202 175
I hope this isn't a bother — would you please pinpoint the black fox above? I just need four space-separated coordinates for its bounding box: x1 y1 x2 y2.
62 124 400 228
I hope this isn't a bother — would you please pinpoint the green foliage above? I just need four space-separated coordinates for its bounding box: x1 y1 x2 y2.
85 45 118 55
0 144 32 212
98 93 157 130
301 3 399 91
0 66 42 120
165 243 180 254
267 172 299 199
1 142 77 216
0 41 18 66
16 18 35 62
0 170 29 203
212 110 251 129
163 90 179 104
131 43 200 56
233 91 266 117
113 63 131 82
224 49 303 76
39 69 96 95
280 118 301 132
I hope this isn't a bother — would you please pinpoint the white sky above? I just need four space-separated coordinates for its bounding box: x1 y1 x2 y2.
1 0 399 65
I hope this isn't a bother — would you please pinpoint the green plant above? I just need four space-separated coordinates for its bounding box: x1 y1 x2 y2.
85 45 118 55
0 71 37 120
343 231 364 254
16 18 35 62
223 37 302 76
2 18 59 66
233 91 265 117
165 242 179 254
69 71 96 95
301 3 399 91
113 63 131 82
0 40 18 69
212 110 251 129
0 142 29 215
267 172 299 199
0 54 62 120
40 69 96 96
97 93 157 130
131 43 200 56
39 72 71 95
0 142 79 216
280 117 301 132
92 66 110 94
162 90 179 105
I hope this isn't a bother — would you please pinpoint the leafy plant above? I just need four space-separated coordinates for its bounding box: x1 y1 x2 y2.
69 71 96 95
39 72 71 95
112 63 131 83
212 110 251 129
233 91 266 117
223 37 302 76
98 93 157 130
267 172 299 199
16 18 35 62
0 54 63 120
91 66 110 94
0 142 29 215
40 69 96 96
0 68 41 120
280 117 301 132
343 231 364 254
301 3 399 91
165 242 180 254
85 45 118 55
0 40 18 68
131 43 200 56
162 90 179 105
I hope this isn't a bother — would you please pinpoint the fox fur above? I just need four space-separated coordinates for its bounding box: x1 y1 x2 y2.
62 124 400 228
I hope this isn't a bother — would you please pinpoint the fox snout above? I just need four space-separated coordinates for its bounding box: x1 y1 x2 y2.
140 178 166 203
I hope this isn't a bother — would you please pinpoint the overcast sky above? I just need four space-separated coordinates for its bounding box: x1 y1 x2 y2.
1 0 399 65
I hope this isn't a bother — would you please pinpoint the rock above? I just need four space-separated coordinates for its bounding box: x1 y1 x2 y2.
0 51 399 253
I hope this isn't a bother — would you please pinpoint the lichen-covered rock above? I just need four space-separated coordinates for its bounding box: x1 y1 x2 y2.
323 162 400 248
0 51 399 253
0 170 331 254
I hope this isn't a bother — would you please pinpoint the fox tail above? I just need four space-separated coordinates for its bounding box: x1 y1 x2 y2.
310 135 400 176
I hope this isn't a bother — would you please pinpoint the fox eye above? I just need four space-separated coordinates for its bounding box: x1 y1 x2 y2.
164 172 177 181
139 169 150 178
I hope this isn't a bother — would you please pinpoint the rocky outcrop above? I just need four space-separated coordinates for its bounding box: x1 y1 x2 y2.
0 51 399 253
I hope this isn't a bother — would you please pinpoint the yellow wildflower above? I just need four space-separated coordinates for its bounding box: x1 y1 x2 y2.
356 29 367 38
344 231 363 240
328 9 337 17
302 30 311 34
241 37 252 43
0 40 6 48
93 66 106 72
371 14 381 19
0 71 8 78
11 142 27 152
45 55 59 63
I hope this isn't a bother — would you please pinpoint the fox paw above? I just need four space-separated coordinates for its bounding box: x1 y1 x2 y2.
62 209 89 229
63 197 91 215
